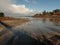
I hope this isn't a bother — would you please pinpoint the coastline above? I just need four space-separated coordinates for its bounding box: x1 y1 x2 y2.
0 17 29 29
32 15 60 18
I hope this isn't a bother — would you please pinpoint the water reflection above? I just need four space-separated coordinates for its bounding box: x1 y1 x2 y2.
0 18 60 45
49 18 60 26
42 18 46 23
41 18 60 26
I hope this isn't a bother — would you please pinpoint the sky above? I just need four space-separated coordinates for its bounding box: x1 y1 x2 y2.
0 0 60 17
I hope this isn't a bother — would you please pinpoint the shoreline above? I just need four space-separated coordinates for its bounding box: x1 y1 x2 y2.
0 17 29 29
32 16 60 18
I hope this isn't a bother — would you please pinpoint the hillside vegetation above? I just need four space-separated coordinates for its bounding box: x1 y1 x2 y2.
33 9 60 18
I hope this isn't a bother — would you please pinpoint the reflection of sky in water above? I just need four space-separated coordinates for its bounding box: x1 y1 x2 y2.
0 18 60 45
18 18 60 28
15 18 60 38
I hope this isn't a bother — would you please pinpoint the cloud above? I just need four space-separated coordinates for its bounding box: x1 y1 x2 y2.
0 0 15 15
0 0 35 17
0 0 13 12
9 4 33 14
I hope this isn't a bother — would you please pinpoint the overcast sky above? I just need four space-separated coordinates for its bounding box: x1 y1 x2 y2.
0 0 60 17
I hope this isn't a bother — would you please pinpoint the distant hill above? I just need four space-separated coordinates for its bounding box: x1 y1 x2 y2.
32 9 60 18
